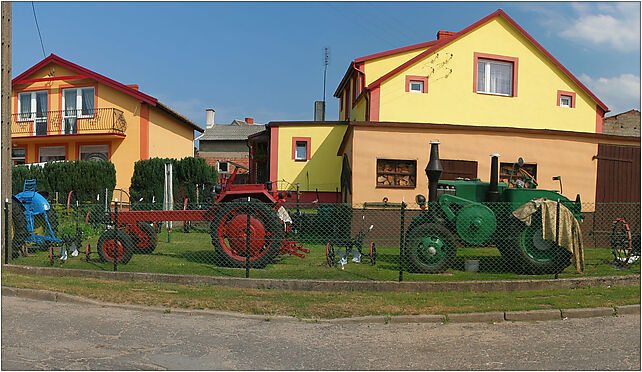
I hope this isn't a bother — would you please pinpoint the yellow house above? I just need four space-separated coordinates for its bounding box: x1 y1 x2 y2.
258 9 639 206
334 9 608 134
11 54 203 194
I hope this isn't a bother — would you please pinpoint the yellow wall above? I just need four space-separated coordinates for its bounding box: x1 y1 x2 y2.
276 124 347 192
351 17 600 132
348 125 637 206
363 48 429 86
11 61 196 194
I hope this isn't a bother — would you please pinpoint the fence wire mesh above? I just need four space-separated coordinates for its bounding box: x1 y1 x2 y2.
5 199 641 281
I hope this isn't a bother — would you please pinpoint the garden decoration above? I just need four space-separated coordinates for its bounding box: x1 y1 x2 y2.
325 214 376 269
610 218 641 267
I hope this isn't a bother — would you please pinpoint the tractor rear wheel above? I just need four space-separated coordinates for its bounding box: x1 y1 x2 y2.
97 229 134 265
133 222 158 254
210 198 282 268
505 214 572 275
404 223 456 273
10 198 27 259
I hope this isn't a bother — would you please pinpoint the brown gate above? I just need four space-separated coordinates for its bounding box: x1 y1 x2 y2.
591 144 641 248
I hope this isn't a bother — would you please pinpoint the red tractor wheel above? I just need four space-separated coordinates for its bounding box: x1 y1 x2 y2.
132 222 158 254
210 199 282 268
97 229 134 265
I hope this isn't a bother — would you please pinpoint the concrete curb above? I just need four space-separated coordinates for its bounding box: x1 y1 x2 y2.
3 264 640 293
3 286 639 325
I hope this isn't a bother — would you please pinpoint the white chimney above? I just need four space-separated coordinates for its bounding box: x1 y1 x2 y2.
206 109 216 129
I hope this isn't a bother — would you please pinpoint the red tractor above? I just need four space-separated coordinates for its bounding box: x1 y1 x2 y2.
96 163 308 268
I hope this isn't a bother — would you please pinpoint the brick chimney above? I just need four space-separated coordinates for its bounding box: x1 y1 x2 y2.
436 31 456 40
244 117 254 124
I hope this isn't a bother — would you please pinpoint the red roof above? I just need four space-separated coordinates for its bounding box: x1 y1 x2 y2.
336 9 609 112
13 54 203 132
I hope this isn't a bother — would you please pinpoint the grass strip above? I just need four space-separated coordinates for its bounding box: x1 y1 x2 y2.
2 272 639 319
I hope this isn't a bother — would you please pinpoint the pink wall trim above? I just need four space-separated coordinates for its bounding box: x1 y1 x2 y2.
473 52 519 97
291 137 312 160
556 90 576 108
596 106 605 134
405 75 429 93
270 126 279 182
369 87 380 121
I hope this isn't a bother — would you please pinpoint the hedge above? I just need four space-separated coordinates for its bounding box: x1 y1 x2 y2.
12 160 117 203
129 157 218 207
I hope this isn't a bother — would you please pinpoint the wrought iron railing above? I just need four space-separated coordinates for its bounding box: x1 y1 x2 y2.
11 108 127 136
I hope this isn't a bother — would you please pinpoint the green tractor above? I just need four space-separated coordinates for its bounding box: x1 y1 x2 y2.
406 142 582 275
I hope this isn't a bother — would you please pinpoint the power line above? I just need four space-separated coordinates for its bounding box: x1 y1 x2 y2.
31 2 46 58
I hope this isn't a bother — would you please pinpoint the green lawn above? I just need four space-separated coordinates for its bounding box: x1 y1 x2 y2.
2 272 639 319
11 225 640 281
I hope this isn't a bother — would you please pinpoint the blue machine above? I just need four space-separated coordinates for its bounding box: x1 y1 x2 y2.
13 179 62 246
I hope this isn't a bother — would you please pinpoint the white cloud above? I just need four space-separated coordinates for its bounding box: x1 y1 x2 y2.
579 73 641 114
559 3 640 52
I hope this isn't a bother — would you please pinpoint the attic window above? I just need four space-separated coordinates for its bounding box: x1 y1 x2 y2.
406 75 428 94
557 90 576 108
473 53 518 97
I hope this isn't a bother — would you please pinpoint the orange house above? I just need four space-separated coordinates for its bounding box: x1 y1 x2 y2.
11 54 203 195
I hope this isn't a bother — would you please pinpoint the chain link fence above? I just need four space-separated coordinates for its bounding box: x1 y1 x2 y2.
5 199 640 281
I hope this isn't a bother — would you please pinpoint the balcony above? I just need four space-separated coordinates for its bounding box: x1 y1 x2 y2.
11 108 127 137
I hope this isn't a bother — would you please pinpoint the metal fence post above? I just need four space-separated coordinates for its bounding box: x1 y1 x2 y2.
113 200 118 272
399 201 406 282
245 197 251 278
555 199 560 279
4 199 9 264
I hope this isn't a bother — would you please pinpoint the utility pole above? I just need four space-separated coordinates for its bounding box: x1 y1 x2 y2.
1 1 12 263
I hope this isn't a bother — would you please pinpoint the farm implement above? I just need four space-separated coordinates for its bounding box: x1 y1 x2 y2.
94 163 308 268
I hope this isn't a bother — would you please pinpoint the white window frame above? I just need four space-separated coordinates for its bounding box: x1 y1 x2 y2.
294 141 307 161
17 91 48 137
559 95 572 108
409 80 424 93
217 161 229 174
477 59 513 96
62 87 95 119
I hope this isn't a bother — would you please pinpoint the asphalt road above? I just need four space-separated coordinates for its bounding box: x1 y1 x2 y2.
1 295 640 370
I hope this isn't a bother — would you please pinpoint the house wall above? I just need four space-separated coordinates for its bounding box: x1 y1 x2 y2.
603 111 641 137
347 125 639 206
274 124 346 193
12 62 195 194
349 17 599 133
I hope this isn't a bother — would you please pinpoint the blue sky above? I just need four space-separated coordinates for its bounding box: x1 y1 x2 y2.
11 1 641 127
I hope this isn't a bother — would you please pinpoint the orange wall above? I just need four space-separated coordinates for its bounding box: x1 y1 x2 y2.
347 125 639 206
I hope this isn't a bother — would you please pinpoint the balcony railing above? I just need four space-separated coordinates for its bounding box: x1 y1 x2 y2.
11 108 127 137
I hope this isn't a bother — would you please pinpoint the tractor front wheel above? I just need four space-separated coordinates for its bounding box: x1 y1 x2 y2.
210 199 282 268
404 223 456 273
97 229 134 265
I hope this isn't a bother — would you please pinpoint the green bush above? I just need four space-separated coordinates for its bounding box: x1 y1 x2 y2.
129 157 217 207
12 161 116 203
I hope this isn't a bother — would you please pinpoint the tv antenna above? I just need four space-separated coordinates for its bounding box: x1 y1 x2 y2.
323 47 330 103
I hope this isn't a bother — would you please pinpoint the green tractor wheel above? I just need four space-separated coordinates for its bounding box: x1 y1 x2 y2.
504 215 572 275
405 223 456 273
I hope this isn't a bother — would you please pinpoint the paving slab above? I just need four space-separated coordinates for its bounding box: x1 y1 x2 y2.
505 309 562 322
561 307 615 319
388 314 445 324
617 304 641 315
447 311 505 323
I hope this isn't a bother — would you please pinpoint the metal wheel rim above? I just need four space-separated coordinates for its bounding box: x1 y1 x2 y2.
521 225 558 262
217 207 272 262
102 239 125 262
414 235 447 266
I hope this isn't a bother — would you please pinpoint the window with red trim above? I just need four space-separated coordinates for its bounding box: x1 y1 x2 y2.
405 75 428 93
291 137 311 161
11 148 26 165
557 90 576 108
473 53 518 97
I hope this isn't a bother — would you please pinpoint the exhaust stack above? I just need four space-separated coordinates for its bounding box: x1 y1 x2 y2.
486 153 500 202
425 141 443 205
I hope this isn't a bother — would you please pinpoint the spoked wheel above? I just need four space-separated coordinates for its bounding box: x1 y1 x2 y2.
132 222 158 254
611 218 633 267
97 229 134 264
369 242 377 266
326 243 335 267
405 223 456 273
210 199 282 268
510 214 572 275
